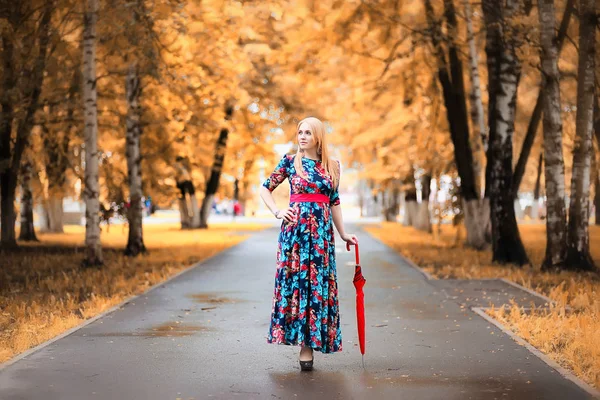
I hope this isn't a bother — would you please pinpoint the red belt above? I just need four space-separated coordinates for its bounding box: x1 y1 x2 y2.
290 193 330 203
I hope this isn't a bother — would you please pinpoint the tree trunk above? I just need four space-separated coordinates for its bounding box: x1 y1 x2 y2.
565 0 596 271
0 25 17 247
403 188 417 226
414 174 432 231
199 193 215 228
463 0 487 191
179 197 192 229
463 199 488 249
451 0 490 248
233 178 239 201
441 0 477 201
190 193 200 227
512 0 575 195
382 187 390 221
482 0 529 266
594 174 600 225
594 96 600 148
41 69 79 234
366 192 378 218
0 3 52 247
124 64 146 257
45 194 65 232
594 96 600 225
405 201 418 227
538 0 568 270
425 0 487 248
198 104 234 229
383 183 400 222
414 202 432 232
82 0 103 266
239 158 254 217
18 159 38 241
532 153 543 220
0 183 17 247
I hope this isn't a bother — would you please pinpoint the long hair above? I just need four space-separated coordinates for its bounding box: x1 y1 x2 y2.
293 117 340 188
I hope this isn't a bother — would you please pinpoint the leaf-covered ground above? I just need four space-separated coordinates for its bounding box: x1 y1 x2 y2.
0 222 268 364
365 222 600 389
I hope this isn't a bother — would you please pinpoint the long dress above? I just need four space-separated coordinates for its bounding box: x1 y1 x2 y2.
262 153 343 353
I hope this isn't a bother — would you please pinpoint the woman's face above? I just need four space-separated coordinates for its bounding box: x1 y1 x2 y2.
297 122 317 152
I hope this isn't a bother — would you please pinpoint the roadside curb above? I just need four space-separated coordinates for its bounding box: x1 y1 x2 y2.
0 236 250 372
361 226 597 398
472 307 600 399
498 277 556 305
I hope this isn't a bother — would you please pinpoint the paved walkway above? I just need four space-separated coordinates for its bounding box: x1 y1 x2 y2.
0 225 596 399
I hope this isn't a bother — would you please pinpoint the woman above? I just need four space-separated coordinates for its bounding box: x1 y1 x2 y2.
259 116 358 371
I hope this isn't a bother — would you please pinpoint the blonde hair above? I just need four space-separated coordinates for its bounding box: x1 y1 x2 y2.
293 117 340 188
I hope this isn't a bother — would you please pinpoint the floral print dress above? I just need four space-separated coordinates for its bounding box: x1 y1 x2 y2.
263 154 343 353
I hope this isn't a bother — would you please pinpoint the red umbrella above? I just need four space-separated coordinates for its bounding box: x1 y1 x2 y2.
346 242 366 366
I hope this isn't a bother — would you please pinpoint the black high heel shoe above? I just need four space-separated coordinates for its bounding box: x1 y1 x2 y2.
299 347 314 371
299 357 314 371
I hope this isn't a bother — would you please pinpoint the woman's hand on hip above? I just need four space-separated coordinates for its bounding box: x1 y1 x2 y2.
277 207 297 223
341 233 358 245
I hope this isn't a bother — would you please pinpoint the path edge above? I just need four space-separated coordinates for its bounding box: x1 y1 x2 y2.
498 277 555 305
0 234 252 372
358 224 433 280
368 226 554 305
361 225 597 397
472 307 600 399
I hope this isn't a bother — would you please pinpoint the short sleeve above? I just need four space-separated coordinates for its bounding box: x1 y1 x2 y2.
330 160 341 207
262 154 291 192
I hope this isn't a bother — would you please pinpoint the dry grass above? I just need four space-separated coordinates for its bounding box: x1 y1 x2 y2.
0 222 268 364
364 222 600 389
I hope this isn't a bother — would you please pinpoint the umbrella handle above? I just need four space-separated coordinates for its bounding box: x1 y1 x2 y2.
346 242 360 265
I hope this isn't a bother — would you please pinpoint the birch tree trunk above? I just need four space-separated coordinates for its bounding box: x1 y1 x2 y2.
463 198 487 246
538 0 568 270
482 0 529 265
18 158 38 242
565 0 596 271
462 0 490 250
463 0 487 184
41 70 79 233
463 0 490 249
82 0 103 266
41 122 67 233
425 0 486 249
124 64 146 256
512 0 575 195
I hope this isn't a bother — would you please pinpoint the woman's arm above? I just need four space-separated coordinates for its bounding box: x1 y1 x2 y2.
259 186 296 223
259 186 280 217
259 155 297 222
331 205 358 244
331 205 346 237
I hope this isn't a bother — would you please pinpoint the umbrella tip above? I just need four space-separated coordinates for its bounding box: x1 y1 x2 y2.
362 354 366 369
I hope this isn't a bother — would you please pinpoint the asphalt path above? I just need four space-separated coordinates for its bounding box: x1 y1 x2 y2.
0 224 595 400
